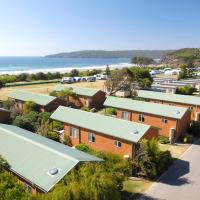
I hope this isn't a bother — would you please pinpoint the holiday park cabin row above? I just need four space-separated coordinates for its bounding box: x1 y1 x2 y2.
104 96 190 141
137 90 200 121
50 106 158 159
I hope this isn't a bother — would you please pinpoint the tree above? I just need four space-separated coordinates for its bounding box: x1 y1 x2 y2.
0 81 4 89
176 85 197 95
131 56 155 66
70 69 79 77
23 101 39 114
54 89 76 106
12 111 39 132
0 172 30 200
133 139 173 180
46 131 60 142
37 163 123 200
105 65 111 76
0 156 9 173
37 119 49 137
128 67 153 89
105 68 132 95
178 63 195 80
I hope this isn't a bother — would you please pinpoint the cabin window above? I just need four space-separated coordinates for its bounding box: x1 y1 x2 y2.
189 106 193 110
139 114 145 122
161 118 168 124
121 111 129 120
115 140 121 148
69 127 77 138
88 132 95 142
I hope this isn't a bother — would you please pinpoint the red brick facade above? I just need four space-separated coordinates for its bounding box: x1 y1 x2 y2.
0 110 10 122
148 99 200 121
116 109 190 140
64 123 158 159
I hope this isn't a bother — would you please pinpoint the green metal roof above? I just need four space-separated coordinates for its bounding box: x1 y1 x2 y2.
54 85 102 97
50 106 151 143
104 96 188 119
8 90 56 106
138 90 200 106
0 124 102 192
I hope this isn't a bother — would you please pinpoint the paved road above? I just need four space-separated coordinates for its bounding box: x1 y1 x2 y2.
140 140 200 200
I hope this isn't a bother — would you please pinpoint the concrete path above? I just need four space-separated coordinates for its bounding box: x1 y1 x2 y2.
139 140 200 200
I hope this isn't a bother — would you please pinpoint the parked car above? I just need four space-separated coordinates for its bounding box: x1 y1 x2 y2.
95 74 107 80
61 77 75 84
87 76 96 82
80 77 87 82
73 77 81 82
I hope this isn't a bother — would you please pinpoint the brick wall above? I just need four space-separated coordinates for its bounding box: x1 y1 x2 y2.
116 109 190 139
149 99 200 121
64 123 158 158
0 110 10 122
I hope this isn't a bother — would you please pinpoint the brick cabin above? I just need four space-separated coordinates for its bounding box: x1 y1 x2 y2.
8 90 65 113
0 123 102 194
0 108 10 122
138 90 200 121
104 96 190 140
54 85 106 109
50 106 158 159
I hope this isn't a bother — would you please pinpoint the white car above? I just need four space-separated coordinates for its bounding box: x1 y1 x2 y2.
61 77 74 84
95 74 107 80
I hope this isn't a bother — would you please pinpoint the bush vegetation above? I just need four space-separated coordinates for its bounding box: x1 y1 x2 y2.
133 139 173 180
180 134 194 144
104 107 116 116
158 136 170 144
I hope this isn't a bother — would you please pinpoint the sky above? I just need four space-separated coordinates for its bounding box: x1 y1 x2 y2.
0 0 200 56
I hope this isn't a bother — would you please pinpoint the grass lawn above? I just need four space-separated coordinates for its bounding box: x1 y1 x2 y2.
123 179 153 195
159 143 191 159
0 80 105 101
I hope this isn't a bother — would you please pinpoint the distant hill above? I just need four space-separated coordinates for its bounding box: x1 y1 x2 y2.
160 48 200 66
46 50 173 59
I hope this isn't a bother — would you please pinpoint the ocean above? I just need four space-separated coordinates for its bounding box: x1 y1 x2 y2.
0 57 131 75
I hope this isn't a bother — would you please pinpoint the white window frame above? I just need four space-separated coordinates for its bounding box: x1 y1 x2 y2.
115 139 122 148
189 106 193 110
139 114 145 122
69 127 77 138
88 132 95 142
121 111 129 120
161 117 168 124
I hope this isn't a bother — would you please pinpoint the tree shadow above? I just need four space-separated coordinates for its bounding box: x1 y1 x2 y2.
122 191 165 200
157 159 190 186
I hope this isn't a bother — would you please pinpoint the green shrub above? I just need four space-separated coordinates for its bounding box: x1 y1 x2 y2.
75 143 132 176
76 143 91 152
158 136 170 144
81 106 90 112
47 131 60 142
188 121 200 136
133 139 173 180
104 107 116 116
180 134 194 144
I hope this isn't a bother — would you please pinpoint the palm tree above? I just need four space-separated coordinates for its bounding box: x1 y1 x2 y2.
56 89 76 106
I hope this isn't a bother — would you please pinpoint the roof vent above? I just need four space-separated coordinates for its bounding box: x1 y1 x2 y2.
48 168 59 176
175 110 180 115
130 129 139 134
